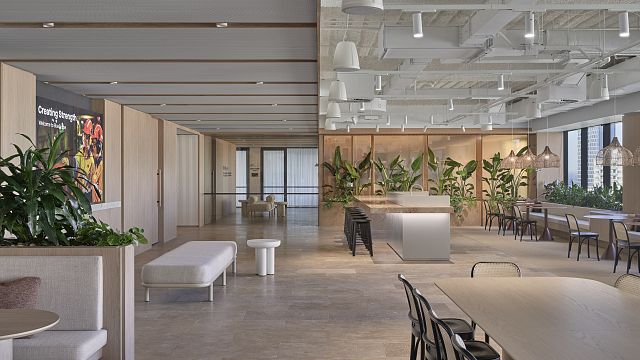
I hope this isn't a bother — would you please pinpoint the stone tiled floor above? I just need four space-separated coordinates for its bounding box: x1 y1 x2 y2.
135 209 623 360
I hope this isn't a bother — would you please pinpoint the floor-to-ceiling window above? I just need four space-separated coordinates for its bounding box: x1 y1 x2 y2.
261 148 318 207
236 148 248 207
564 122 623 189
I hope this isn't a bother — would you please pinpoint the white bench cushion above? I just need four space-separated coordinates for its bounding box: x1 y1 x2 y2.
529 213 590 229
14 330 107 360
142 241 236 285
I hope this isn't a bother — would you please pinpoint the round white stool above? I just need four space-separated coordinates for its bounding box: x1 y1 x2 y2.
246 239 281 276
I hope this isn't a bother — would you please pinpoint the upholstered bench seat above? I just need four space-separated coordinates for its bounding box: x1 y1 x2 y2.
529 213 590 229
141 241 237 302
14 330 107 360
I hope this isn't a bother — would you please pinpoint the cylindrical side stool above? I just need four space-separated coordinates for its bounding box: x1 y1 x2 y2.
247 239 282 276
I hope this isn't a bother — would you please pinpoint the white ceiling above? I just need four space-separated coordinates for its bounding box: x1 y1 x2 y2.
1 0 318 137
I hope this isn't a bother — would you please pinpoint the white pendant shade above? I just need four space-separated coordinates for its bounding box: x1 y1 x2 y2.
619 11 630 38
327 102 341 118
524 12 535 38
386 115 391 126
328 80 347 102
412 12 424 38
341 0 384 15
535 146 561 168
448 99 454 111
500 150 520 169
596 137 634 166
333 41 360 72
497 74 505 90
324 119 336 131
481 123 493 131
375 75 382 91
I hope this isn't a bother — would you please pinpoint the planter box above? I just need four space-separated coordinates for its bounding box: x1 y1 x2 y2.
0 245 135 360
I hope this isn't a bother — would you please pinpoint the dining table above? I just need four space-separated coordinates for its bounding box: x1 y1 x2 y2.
0 309 59 359
584 213 635 260
436 277 640 360
516 203 567 241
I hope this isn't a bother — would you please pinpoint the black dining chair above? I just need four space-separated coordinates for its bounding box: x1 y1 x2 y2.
498 203 517 236
429 309 500 360
565 214 599 261
412 288 474 360
398 274 423 360
483 200 501 232
513 205 537 241
452 334 480 360
612 221 640 274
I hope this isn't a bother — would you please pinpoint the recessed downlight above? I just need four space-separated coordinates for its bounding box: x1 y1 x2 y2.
109 81 118 85
42 22 55 28
160 103 167 107
256 81 264 85
216 22 228 28
272 103 278 107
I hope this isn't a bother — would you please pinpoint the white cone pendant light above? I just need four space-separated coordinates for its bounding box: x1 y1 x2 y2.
596 137 635 166
375 75 382 91
329 80 348 102
412 12 423 38
497 74 505 90
341 0 383 15
524 12 535 39
324 119 336 131
501 150 520 169
333 41 360 72
327 102 341 118
619 11 630 38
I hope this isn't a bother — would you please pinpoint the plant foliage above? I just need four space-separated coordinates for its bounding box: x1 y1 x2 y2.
544 181 623 211
373 153 424 195
427 148 477 218
322 146 372 207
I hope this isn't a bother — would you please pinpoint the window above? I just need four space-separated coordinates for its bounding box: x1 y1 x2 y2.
566 129 581 186
564 122 623 189
261 148 319 207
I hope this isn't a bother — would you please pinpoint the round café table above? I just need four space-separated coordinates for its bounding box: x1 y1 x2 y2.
517 203 567 241
584 214 635 260
0 309 59 359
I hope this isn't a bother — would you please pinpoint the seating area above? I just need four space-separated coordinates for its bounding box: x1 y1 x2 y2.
4 1 640 360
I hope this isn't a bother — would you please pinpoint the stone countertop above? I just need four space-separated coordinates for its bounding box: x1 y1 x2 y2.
354 196 453 214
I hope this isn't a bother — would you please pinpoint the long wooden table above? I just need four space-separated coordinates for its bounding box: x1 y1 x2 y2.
435 277 640 360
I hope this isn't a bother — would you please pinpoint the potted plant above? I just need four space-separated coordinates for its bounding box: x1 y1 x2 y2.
0 133 144 360
428 148 477 221
322 146 372 208
373 153 423 195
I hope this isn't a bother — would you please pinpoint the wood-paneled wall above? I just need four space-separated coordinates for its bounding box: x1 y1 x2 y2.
177 134 199 226
204 136 214 224
213 138 237 220
0 63 36 157
122 107 159 251
160 121 178 241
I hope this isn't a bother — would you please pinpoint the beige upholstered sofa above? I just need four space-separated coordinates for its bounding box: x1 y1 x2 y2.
0 256 107 360
247 195 276 217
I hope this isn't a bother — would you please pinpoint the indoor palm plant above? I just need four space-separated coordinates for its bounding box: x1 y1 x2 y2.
322 146 372 207
0 133 147 246
373 153 423 195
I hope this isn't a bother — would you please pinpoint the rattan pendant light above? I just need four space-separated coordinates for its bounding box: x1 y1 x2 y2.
596 96 634 166
536 116 560 168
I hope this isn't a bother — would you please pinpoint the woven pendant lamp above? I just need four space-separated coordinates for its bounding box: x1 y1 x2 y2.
596 137 634 166
500 150 520 169
536 146 561 168
516 147 537 169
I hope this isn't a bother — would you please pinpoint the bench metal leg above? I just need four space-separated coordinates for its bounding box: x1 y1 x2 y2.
145 287 150 302
222 269 227 286
208 283 214 302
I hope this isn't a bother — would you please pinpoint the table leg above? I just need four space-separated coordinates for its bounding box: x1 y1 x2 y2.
267 247 275 275
0 339 13 360
255 248 267 276
538 208 554 241
604 220 616 260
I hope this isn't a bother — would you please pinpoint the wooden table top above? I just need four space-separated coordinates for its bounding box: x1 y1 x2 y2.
516 203 568 209
435 277 640 360
584 214 633 220
0 309 59 340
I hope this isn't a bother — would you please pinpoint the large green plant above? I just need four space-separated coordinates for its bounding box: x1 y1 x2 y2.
0 133 148 247
322 146 372 207
373 153 423 195
544 181 623 211
427 148 477 217
481 152 509 210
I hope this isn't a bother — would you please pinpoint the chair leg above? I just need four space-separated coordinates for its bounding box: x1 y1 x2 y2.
568 236 573 258
488 217 492 231
627 249 633 274
577 239 582 261
587 237 591 258
410 334 417 360
614 247 620 273
595 237 600 261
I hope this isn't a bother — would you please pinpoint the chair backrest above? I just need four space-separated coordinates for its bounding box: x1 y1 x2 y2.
452 334 477 360
565 214 580 233
429 309 459 360
615 274 640 297
397 274 420 323
471 261 521 278
482 200 489 213
497 202 505 216
248 195 260 204
265 194 275 203
513 205 524 220
0 256 103 331
612 221 630 243
412 288 436 346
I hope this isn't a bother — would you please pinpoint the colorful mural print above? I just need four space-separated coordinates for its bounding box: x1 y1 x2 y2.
36 96 105 204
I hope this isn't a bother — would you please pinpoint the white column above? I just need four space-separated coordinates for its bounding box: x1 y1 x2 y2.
255 248 267 276
0 339 13 360
267 247 275 275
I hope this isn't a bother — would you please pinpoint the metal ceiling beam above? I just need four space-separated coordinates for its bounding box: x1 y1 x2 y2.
385 3 640 11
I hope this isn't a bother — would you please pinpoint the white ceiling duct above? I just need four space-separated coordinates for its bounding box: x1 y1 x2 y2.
329 80 348 102
333 41 360 72
341 0 383 15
